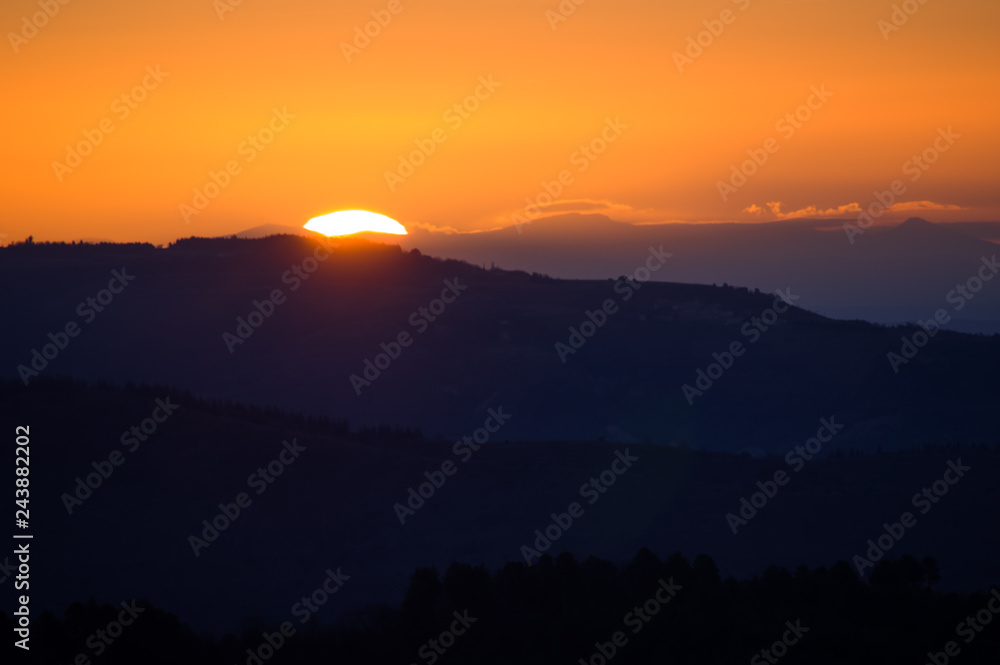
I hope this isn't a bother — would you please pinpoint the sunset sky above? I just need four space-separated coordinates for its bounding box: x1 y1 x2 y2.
2 0 998 244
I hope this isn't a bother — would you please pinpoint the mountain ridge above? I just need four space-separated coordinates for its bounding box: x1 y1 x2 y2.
2 235 997 454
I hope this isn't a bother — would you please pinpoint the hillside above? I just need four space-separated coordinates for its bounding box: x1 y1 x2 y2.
2 235 999 455
5 379 998 633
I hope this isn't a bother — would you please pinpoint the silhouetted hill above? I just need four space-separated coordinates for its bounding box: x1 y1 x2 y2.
222 224 324 239
6 547 999 664
5 378 998 635
2 235 998 454
401 215 1000 333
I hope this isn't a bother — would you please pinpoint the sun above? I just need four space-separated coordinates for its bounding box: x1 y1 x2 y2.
304 210 407 237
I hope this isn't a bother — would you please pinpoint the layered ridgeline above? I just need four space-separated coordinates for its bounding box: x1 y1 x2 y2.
2 235 998 454
4 378 999 635
397 215 1000 334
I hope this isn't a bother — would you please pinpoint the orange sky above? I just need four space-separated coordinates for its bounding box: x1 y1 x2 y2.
2 0 998 244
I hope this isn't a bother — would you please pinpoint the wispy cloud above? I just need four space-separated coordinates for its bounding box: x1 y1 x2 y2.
886 200 964 213
743 200 965 220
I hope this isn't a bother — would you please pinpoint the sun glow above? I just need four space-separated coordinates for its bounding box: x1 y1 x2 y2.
304 210 407 237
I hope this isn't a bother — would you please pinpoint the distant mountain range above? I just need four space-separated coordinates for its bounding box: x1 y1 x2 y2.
218 216 1000 333
2 235 997 453
395 215 1000 334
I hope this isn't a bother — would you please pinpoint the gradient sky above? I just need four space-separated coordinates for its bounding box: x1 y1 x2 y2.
2 0 998 244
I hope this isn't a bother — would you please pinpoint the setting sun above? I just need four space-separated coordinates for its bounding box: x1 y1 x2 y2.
304 210 407 237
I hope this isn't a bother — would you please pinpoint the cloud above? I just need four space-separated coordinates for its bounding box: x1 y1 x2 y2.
490 198 670 229
743 201 862 219
414 200 665 235
742 200 965 220
539 200 609 213
887 200 964 212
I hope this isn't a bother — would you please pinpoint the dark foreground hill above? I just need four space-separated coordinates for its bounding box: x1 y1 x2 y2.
6 379 998 634
1 235 999 455
5 549 1000 664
